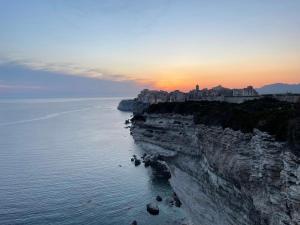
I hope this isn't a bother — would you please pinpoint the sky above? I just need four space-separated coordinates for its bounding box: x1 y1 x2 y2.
0 0 300 97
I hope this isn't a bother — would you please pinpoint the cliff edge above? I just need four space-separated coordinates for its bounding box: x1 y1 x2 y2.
118 99 149 114
130 99 300 225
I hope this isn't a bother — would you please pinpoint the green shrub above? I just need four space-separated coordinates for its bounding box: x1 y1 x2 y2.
144 98 299 154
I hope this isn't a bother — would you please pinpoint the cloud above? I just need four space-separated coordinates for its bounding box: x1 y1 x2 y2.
0 60 150 97
0 83 44 90
0 56 136 82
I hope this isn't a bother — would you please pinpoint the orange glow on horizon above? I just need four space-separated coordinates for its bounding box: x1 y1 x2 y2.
132 59 300 91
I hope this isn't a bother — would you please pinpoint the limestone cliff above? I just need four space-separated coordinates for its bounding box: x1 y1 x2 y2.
131 113 300 225
117 99 149 114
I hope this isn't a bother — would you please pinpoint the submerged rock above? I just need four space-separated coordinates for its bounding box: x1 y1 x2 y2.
146 203 159 215
131 220 137 225
156 195 162 202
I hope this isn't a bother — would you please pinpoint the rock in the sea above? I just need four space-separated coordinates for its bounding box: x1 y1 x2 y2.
173 193 182 208
156 195 162 202
146 203 159 215
134 159 141 166
130 158 134 162
150 159 171 179
131 220 137 225
142 154 171 179
174 196 182 207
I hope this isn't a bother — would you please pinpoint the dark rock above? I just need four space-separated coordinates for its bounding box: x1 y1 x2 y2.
131 114 146 122
125 119 130 125
156 195 162 202
131 220 137 225
144 160 150 167
174 197 182 207
143 156 151 167
150 160 171 179
131 158 134 162
134 159 141 166
173 192 182 207
142 154 171 178
117 99 136 112
117 99 149 114
146 203 159 215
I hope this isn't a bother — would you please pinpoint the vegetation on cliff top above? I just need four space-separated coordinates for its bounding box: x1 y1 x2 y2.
144 98 300 154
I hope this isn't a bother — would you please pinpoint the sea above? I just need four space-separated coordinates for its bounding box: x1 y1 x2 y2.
0 98 188 225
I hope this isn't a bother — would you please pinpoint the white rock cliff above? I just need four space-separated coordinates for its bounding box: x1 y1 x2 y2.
131 114 300 225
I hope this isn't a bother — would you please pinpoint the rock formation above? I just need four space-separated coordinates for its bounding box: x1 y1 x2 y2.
117 99 149 114
130 110 300 225
146 203 160 215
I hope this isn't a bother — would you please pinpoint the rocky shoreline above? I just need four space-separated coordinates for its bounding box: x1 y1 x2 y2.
129 150 190 225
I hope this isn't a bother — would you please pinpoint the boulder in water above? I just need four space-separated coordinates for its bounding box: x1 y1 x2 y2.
156 195 162 202
173 192 182 207
146 203 159 215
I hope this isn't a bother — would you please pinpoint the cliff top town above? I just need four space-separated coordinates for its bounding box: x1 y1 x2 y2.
137 85 259 104
118 84 300 112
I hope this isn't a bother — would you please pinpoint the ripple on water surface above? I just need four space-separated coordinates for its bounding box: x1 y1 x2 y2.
0 98 188 225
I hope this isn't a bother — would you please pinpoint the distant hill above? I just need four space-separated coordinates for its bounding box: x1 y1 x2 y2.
256 83 300 94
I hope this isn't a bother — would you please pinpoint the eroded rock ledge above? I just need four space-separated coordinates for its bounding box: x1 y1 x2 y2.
131 113 300 225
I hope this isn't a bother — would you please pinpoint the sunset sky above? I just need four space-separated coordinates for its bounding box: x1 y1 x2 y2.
0 0 300 96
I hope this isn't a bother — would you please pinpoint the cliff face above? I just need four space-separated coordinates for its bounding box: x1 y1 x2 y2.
131 114 300 225
117 99 136 112
117 99 149 114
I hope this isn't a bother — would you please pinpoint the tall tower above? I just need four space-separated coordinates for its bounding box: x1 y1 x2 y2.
196 84 199 91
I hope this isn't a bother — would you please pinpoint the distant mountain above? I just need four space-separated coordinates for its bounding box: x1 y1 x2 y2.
256 83 300 94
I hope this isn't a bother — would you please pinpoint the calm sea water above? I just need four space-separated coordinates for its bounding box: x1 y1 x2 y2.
0 98 187 225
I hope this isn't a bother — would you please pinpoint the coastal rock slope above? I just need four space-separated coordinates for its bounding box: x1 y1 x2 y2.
131 112 300 225
118 99 149 114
